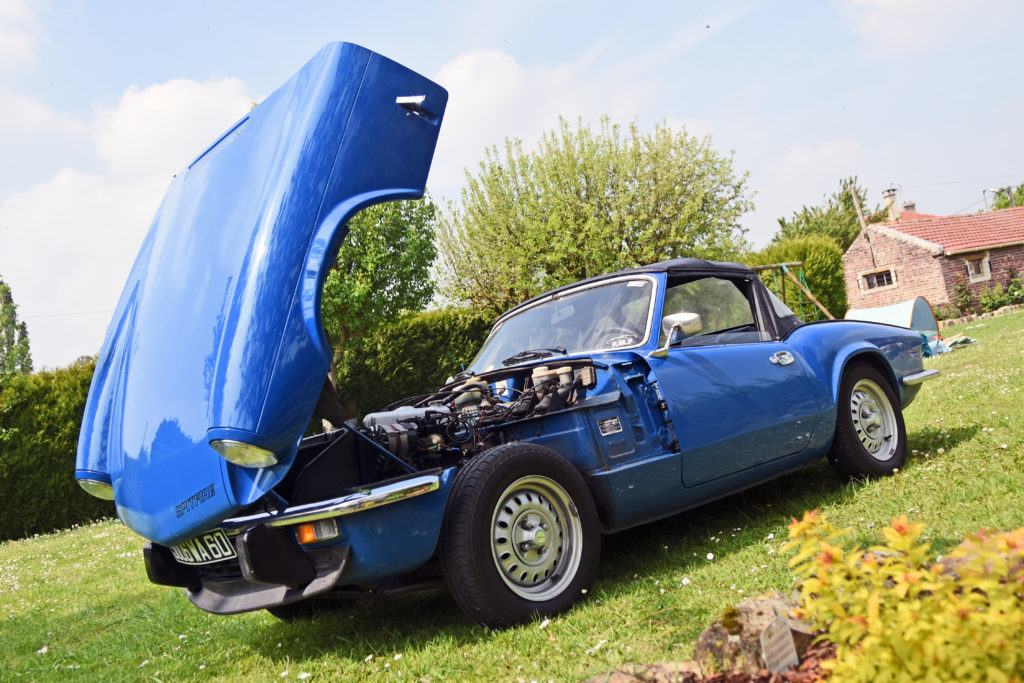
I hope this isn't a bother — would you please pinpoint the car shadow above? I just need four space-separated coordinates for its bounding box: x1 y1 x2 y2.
241 428 973 657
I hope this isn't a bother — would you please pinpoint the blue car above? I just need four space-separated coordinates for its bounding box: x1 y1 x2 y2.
75 43 937 627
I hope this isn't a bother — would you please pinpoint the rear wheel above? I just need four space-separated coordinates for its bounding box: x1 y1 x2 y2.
440 442 600 627
828 363 906 478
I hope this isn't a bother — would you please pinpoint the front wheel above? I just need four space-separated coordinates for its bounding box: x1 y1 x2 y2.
440 442 600 627
828 363 907 478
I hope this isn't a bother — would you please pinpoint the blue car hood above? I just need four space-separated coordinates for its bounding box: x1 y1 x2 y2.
75 43 447 545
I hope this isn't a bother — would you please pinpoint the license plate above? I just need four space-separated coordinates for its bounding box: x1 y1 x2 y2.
170 529 237 565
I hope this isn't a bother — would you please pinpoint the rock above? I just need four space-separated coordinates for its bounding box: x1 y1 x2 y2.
691 592 813 676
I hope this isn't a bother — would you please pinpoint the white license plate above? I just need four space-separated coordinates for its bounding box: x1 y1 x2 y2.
170 529 237 565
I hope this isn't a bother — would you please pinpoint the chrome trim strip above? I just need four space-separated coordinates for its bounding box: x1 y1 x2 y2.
902 368 940 386
221 474 441 531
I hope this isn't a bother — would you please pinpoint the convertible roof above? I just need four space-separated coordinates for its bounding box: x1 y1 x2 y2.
501 258 755 319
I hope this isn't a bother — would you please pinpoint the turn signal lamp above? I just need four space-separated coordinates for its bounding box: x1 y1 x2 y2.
296 519 339 545
78 479 115 500
210 439 278 468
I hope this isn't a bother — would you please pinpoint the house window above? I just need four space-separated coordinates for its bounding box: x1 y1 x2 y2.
965 253 991 283
861 267 897 291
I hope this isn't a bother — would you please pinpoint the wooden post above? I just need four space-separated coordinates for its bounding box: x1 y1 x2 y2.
783 269 834 319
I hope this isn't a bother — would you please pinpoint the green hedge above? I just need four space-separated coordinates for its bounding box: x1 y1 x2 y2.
745 234 848 320
0 358 113 542
334 306 495 416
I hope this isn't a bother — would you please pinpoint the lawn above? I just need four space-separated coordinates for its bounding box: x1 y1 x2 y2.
2 311 1022 681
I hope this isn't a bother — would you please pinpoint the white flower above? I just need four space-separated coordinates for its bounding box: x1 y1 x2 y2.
681 577 691 586
36 646 48 655
538 618 551 629
706 552 715 561
364 655 374 663
298 674 312 680
394 654 402 661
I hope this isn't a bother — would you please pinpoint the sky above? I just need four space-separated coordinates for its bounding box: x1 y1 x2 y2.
1 0 1022 369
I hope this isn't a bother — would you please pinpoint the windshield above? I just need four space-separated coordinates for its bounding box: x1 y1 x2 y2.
468 278 655 372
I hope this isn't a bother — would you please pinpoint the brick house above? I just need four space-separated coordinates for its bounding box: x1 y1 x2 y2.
843 206 1024 309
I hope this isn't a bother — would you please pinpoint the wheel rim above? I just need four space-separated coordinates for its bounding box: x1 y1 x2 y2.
490 475 583 602
849 378 898 461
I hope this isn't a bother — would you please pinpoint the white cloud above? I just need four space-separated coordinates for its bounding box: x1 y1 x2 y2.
94 77 252 179
742 138 867 246
430 49 657 195
0 0 40 72
835 0 1023 50
0 88 85 135
0 76 253 368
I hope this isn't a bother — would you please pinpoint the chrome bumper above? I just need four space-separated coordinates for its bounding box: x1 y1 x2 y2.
902 368 940 386
221 472 441 531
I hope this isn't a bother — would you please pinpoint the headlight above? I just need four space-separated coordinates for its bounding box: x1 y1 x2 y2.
78 479 115 500
210 439 278 468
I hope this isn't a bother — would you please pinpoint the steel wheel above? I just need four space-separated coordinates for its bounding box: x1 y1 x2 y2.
440 442 600 627
490 475 583 602
849 378 898 461
828 363 907 479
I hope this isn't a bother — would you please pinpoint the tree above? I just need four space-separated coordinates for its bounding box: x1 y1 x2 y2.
991 183 1024 210
321 198 438 375
774 177 885 253
746 234 848 320
437 116 754 313
0 276 32 379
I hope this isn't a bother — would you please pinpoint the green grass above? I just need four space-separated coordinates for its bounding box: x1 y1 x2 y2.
3 312 1023 681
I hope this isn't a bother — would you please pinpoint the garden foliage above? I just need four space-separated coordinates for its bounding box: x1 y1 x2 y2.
334 306 494 417
0 357 112 541
745 234 848 320
786 511 1024 682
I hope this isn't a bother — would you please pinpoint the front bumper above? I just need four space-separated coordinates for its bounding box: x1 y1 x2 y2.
144 469 453 614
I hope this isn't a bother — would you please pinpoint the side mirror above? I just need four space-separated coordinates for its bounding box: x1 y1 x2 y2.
650 312 702 358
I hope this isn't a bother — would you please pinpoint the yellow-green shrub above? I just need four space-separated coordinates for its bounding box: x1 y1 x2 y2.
785 511 1024 682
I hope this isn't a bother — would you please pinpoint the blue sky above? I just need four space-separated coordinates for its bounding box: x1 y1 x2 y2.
2 0 1023 368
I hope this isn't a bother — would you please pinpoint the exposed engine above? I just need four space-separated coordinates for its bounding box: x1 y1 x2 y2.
359 362 598 472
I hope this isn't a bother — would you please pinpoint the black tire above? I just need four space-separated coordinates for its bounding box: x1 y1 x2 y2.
439 442 600 627
828 363 907 479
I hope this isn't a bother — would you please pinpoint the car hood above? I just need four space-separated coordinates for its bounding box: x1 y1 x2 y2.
75 43 447 545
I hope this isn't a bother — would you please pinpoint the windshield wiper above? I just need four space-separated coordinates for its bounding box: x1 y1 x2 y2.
501 346 567 366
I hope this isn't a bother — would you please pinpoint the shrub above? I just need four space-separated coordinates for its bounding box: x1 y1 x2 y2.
953 276 980 315
785 511 1024 682
334 306 494 416
931 303 960 321
1006 269 1024 305
979 283 1012 313
745 235 848 320
0 358 113 541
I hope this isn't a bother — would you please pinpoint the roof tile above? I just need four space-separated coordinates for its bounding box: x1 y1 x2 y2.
877 206 1024 254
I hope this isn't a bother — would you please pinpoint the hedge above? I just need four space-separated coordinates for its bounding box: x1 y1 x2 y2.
334 306 495 416
0 358 113 542
745 234 848 320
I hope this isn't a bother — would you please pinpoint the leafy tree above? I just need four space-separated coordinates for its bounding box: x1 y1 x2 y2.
0 276 32 378
990 183 1024 210
774 177 885 252
746 234 848 319
321 198 437 379
437 116 754 314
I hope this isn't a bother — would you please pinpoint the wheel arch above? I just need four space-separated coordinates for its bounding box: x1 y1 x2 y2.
829 345 901 407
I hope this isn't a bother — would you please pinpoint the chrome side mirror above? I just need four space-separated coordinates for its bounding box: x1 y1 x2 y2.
650 312 702 358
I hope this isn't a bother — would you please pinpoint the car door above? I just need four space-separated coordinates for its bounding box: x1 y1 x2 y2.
646 276 823 487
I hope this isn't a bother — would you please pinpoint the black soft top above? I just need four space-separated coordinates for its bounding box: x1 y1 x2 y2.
497 258 802 341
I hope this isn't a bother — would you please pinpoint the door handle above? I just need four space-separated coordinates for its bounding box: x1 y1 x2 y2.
769 351 794 366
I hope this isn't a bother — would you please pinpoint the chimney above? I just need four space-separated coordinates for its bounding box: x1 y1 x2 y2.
882 186 899 221
902 200 916 213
